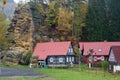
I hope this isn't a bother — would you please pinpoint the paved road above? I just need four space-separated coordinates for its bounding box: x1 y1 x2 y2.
0 68 45 77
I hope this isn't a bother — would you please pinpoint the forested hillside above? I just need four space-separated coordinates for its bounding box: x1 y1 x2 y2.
29 0 87 42
82 0 120 41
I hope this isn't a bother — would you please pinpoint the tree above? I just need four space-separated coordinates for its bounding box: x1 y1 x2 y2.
57 7 73 31
82 0 120 41
72 0 88 41
44 3 58 28
0 13 9 50
56 6 73 41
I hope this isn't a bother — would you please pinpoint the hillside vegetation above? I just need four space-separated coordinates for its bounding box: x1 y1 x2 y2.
29 0 120 42
82 0 120 41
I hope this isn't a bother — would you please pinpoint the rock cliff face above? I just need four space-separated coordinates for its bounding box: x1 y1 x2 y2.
6 4 35 65
5 3 56 65
8 4 34 51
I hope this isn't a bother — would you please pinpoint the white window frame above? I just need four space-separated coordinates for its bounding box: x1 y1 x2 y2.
69 57 71 62
72 57 74 62
66 57 69 62
50 57 54 62
59 58 63 62
94 56 97 61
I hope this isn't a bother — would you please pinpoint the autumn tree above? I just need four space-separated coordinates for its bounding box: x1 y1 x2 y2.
35 0 86 41
56 5 75 41
0 13 9 50
44 3 58 28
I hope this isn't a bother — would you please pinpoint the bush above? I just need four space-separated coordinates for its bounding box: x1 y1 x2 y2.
101 60 108 71
24 51 32 65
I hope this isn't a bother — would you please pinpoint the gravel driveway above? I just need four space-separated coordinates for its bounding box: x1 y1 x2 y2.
0 68 45 77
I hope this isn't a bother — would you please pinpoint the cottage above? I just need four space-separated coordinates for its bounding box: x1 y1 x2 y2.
33 41 75 67
79 42 120 64
108 46 120 73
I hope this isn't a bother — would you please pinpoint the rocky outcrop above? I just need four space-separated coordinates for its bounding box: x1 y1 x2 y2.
4 3 54 65
6 4 34 65
7 4 34 50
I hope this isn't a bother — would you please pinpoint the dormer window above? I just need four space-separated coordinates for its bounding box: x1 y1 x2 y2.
98 48 102 52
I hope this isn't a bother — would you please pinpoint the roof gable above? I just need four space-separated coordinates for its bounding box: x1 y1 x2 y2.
111 46 120 64
109 49 116 62
67 44 75 55
79 42 120 56
33 41 71 60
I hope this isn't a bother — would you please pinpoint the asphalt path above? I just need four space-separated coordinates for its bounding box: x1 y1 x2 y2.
0 68 45 77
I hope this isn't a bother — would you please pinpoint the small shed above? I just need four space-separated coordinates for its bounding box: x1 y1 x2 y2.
108 46 120 73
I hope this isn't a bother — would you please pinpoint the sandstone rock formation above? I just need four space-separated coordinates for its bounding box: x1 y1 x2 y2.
4 3 52 65
6 4 34 65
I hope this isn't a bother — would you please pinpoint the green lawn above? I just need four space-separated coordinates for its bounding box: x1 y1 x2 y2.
0 64 120 80
37 68 120 80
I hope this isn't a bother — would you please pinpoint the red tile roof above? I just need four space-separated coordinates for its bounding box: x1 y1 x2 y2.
33 41 71 60
111 46 120 64
79 42 120 56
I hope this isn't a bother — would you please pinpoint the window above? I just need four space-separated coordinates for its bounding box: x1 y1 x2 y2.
66 57 68 62
94 56 97 61
69 57 71 62
101 56 104 61
59 58 63 62
72 57 74 62
69 48 73 53
69 49 71 52
98 48 102 52
50 58 54 62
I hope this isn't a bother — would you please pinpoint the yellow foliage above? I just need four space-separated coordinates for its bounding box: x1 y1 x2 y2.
0 13 9 48
0 13 4 21
68 36 76 41
57 7 73 31
60 36 65 41
48 3 55 10
37 4 46 15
